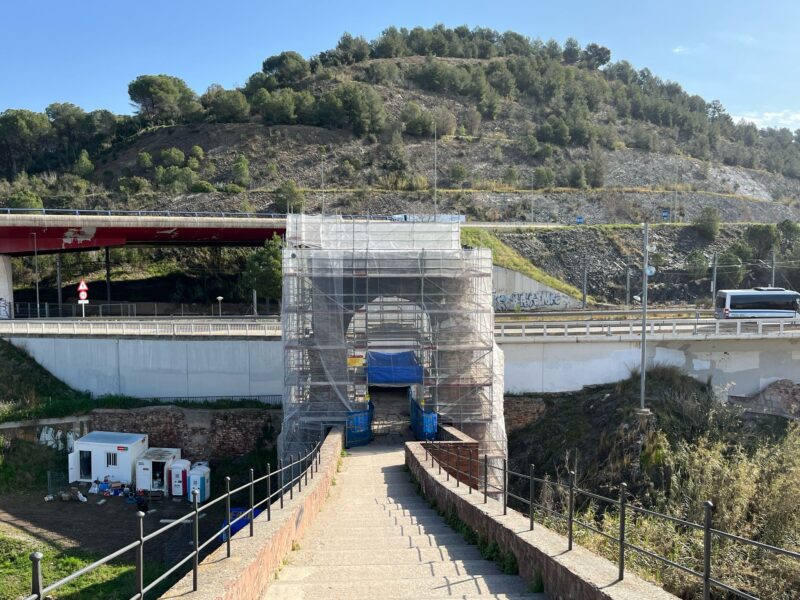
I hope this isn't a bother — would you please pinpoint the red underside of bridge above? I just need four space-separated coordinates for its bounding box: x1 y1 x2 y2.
0 225 287 256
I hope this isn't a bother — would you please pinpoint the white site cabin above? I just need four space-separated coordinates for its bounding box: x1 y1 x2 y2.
135 448 181 495
68 431 148 485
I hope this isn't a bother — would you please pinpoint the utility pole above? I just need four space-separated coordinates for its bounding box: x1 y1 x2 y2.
31 233 40 318
581 256 588 309
105 247 111 303
56 254 63 316
711 252 718 300
433 121 438 218
321 149 326 215
771 249 776 287
639 223 651 415
530 171 535 222
625 263 631 308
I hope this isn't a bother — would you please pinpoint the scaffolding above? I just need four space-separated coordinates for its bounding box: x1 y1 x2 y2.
279 215 506 462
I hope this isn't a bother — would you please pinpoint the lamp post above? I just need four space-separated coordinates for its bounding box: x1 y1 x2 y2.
638 223 652 416
31 233 40 318
216 296 223 317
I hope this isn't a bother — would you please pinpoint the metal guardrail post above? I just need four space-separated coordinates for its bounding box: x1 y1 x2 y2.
619 483 627 581
529 464 535 531
192 490 199 591
279 459 284 509
568 470 575 551
438 443 442 475
468 449 473 494
483 455 488 504
30 551 43 599
249 469 255 537
703 501 713 600
225 477 232 557
136 511 145 597
289 455 294 500
502 458 508 516
304 454 309 486
266 463 272 521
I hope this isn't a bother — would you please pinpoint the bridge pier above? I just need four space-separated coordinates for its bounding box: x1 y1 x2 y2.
0 255 13 318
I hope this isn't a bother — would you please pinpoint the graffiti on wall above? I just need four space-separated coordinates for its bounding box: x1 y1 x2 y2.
493 290 569 311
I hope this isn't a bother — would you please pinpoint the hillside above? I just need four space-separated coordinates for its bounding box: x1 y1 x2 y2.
2 25 800 225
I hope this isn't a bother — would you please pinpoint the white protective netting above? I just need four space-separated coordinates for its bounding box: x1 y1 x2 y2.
279 215 506 460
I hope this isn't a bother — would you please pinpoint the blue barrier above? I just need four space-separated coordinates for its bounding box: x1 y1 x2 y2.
220 508 263 541
410 396 437 441
346 402 374 447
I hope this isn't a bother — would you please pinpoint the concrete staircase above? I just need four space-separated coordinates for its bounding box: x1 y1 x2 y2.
264 444 545 600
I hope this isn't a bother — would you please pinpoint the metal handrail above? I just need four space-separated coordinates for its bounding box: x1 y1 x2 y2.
422 440 799 600
22 439 323 600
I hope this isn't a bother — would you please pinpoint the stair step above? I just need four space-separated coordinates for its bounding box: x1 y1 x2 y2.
289 545 485 566
306 532 467 550
265 575 532 599
275 560 503 582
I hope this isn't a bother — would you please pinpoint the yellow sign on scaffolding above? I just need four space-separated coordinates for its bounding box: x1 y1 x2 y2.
347 356 365 367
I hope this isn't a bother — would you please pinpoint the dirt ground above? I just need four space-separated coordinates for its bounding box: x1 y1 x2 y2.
0 482 236 566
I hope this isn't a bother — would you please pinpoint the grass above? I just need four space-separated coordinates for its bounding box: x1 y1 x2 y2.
460 227 591 302
0 532 161 600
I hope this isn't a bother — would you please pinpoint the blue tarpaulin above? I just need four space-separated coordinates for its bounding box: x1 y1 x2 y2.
346 402 374 447
366 351 423 385
410 395 437 441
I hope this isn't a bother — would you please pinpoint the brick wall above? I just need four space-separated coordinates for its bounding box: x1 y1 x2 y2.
426 426 481 488
504 395 546 433
161 427 343 600
91 406 281 460
406 441 678 600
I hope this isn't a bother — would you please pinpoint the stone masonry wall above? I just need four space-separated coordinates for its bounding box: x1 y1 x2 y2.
91 406 282 460
504 396 546 433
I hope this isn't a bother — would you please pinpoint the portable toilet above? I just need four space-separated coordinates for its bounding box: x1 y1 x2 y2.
188 463 211 502
69 431 148 485
170 459 191 497
135 448 181 495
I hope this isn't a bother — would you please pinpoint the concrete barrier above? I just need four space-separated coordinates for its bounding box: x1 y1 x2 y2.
405 441 677 600
161 427 343 600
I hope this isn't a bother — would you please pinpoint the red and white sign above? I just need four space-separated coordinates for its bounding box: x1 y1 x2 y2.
77 279 89 305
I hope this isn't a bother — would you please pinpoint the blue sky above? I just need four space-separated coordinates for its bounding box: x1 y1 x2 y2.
2 0 799 129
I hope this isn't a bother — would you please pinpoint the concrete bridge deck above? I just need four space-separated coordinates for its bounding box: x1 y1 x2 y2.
265 444 544 600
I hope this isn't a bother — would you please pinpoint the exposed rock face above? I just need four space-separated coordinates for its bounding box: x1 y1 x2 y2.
729 379 800 419
90 406 281 460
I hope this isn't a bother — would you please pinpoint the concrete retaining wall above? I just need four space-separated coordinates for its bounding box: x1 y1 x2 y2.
406 441 677 600
501 337 800 397
493 266 581 311
4 337 283 398
0 415 91 452
162 427 343 600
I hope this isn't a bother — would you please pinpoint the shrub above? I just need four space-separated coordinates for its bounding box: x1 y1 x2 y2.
778 219 800 248
693 207 720 240
745 224 780 258
186 157 200 171
533 167 555 189
461 108 481 135
274 179 304 212
137 151 153 169
232 155 250 188
6 189 43 209
685 249 709 280
449 164 467 185
117 176 150 196
502 166 518 186
567 164 586 188
222 183 245 194
72 150 94 179
401 102 434 136
190 180 216 193
160 147 185 167
189 145 204 161
718 249 745 287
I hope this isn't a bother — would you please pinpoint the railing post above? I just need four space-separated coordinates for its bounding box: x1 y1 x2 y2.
225 476 232 558
456 447 460 487
279 459 284 509
266 462 272 521
529 463 535 531
192 490 199 591
304 454 309 486
136 511 145 597
568 470 575 551
468 449 473 494
502 458 508 516
703 501 714 600
618 483 627 581
483 455 488 504
298 455 303 493
438 443 442 476
249 469 255 537
30 551 43 599
289 455 294 500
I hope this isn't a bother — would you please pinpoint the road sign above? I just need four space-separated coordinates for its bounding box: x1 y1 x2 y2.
576 215 585 225
78 279 89 305
661 208 670 221
645 266 656 277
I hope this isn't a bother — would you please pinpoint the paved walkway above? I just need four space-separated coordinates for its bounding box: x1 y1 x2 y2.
264 443 545 599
